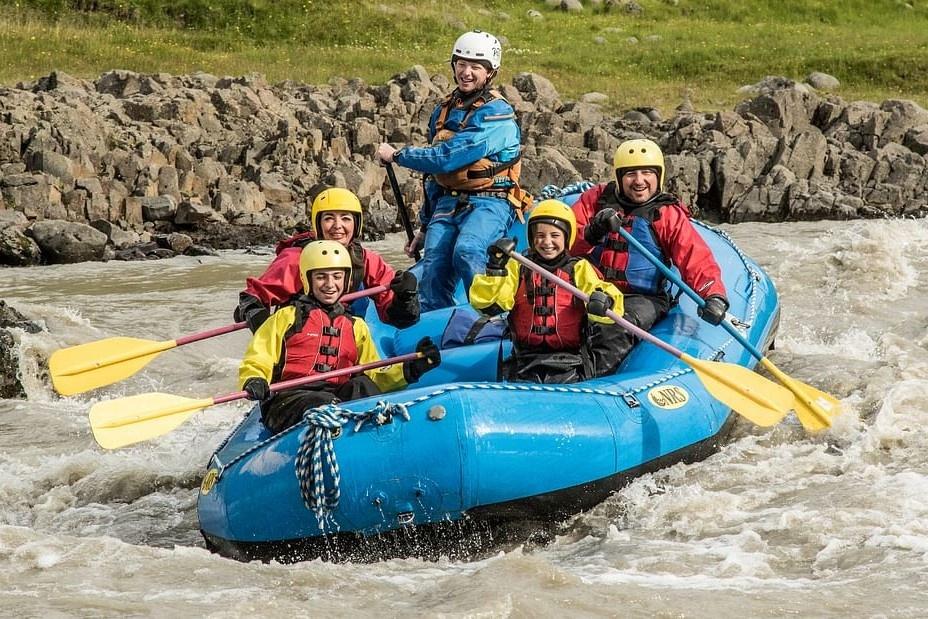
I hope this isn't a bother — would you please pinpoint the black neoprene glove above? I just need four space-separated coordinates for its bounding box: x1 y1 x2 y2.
235 293 270 333
587 290 615 317
243 377 271 401
697 295 730 326
389 270 418 298
486 237 516 276
584 208 622 245
386 270 420 328
403 337 441 383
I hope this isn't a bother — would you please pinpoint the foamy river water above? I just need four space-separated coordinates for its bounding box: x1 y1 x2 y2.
2 219 928 617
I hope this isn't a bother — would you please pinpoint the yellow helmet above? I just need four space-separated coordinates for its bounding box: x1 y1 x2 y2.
613 138 665 191
298 240 352 294
527 199 577 248
310 187 363 240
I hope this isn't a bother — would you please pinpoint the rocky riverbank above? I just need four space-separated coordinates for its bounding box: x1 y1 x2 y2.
1 68 927 266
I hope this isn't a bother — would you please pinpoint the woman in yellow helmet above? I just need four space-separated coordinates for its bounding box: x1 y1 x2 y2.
234 187 420 333
238 240 440 433
469 200 625 384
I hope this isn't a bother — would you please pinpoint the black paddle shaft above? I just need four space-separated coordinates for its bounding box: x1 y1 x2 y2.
385 162 422 262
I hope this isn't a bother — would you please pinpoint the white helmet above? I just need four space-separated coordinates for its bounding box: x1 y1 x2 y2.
451 30 502 71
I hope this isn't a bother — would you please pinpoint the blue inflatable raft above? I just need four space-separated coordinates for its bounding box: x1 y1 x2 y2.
197 220 779 562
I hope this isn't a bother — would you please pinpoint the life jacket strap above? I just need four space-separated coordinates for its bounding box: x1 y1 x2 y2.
601 267 628 282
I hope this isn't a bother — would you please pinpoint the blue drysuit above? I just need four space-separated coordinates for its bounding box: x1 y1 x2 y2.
394 91 521 311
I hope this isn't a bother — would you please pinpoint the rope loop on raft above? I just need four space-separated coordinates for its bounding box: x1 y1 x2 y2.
294 401 410 521
538 180 595 200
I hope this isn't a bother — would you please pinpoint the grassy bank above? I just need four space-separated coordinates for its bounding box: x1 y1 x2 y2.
2 0 927 114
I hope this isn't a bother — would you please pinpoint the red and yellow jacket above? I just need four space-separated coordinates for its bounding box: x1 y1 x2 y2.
238 297 407 392
469 253 624 351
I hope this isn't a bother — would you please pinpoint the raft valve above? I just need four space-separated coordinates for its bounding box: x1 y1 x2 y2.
427 405 446 420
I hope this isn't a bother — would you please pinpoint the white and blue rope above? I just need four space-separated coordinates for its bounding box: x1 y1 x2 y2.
294 401 410 521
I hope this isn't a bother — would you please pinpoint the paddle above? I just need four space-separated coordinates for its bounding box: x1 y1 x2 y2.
505 250 795 427
612 227 840 431
89 352 421 449
385 162 422 261
49 285 388 396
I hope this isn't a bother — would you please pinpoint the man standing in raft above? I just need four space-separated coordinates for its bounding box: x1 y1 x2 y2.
570 138 730 361
375 30 531 311
238 240 440 434
234 187 420 332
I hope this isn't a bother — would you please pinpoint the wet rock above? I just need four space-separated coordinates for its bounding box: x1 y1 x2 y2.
0 211 42 266
0 299 42 333
184 244 219 257
155 232 194 254
114 243 156 261
27 220 108 263
0 300 42 400
0 329 25 399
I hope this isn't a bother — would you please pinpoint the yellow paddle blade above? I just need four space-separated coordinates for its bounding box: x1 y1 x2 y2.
759 358 841 432
682 353 794 427
50 337 175 396
89 392 215 449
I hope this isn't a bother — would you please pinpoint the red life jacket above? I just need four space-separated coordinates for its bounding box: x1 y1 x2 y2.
592 182 673 295
509 258 585 350
275 300 358 386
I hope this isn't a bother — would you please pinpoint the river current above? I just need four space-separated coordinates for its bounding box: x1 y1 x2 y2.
2 218 927 617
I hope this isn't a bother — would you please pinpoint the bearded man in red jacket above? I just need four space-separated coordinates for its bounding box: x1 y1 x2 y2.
570 138 730 362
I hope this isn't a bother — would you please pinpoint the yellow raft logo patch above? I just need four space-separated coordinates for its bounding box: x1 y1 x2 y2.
647 385 690 410
200 469 219 495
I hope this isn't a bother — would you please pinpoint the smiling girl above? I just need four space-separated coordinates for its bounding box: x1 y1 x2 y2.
469 200 625 384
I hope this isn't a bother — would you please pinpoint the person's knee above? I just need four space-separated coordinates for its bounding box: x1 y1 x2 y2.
417 245 449 287
452 235 487 278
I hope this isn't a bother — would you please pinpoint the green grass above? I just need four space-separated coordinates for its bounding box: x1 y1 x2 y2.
2 0 926 114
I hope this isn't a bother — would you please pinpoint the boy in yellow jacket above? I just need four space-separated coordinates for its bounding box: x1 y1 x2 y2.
470 200 625 383
239 240 439 433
